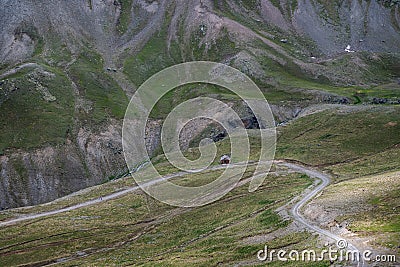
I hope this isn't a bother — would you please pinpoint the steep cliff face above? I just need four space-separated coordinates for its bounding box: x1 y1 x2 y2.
0 0 399 208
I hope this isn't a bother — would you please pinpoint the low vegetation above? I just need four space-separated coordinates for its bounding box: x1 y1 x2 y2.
116 0 134 34
276 106 400 166
0 66 74 151
69 49 128 124
310 171 400 253
0 165 315 266
378 0 400 7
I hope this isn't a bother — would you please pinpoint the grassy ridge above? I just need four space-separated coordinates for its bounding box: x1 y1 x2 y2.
328 145 400 181
123 22 180 87
0 45 128 152
276 106 400 165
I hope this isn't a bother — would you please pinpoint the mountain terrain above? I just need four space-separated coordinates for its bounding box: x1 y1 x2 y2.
0 0 399 265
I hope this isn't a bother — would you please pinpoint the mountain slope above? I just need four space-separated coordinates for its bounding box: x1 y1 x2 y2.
0 0 399 208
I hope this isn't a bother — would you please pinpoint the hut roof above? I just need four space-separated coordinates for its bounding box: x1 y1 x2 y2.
220 155 230 161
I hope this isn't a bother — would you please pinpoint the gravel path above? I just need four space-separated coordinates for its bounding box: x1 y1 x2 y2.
281 162 365 267
0 160 365 266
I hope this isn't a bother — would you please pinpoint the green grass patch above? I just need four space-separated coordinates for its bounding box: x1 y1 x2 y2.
328 145 400 180
276 106 400 165
0 66 74 151
258 209 290 228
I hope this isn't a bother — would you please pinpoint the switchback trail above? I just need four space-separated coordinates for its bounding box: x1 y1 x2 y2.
0 160 364 266
279 162 364 266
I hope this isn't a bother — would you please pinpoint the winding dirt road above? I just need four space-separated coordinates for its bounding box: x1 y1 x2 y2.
0 161 364 266
280 162 364 266
0 163 234 227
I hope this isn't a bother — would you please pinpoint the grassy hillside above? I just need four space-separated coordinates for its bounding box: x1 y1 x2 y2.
0 65 74 152
0 160 320 266
276 106 400 165
1 104 400 264
0 1 399 265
